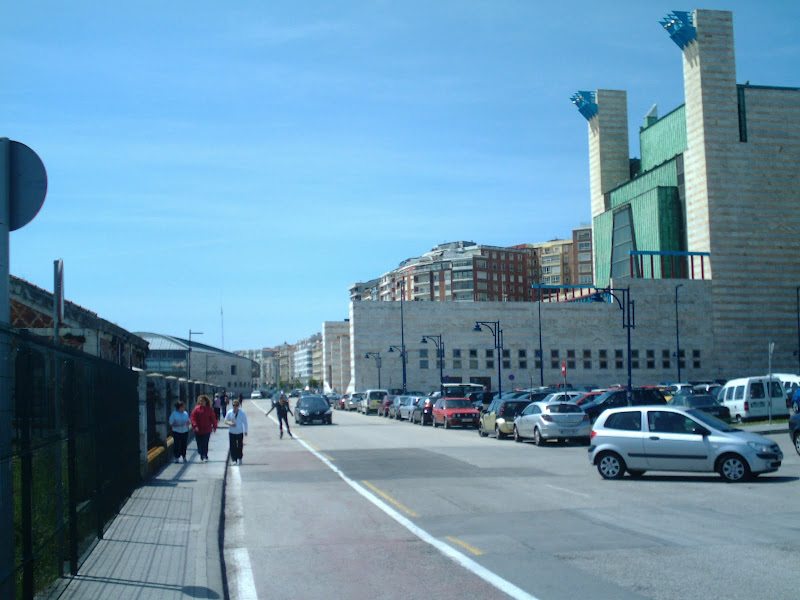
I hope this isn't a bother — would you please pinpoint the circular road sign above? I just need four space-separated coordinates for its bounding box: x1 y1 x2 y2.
8 140 48 231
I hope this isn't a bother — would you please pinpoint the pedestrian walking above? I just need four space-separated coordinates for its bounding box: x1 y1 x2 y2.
224 400 249 465
221 392 229 418
168 401 191 463
265 392 293 438
213 393 222 420
190 395 218 461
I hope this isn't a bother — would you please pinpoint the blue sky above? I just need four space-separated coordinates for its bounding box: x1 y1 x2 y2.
4 1 799 350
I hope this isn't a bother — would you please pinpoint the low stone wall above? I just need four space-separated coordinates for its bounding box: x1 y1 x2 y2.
139 372 220 478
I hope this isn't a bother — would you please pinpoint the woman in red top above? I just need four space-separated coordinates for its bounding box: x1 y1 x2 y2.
190 395 218 462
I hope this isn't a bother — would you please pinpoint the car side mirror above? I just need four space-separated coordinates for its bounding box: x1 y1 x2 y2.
694 426 710 436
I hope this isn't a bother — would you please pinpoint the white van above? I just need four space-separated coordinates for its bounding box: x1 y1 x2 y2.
718 377 789 422
768 373 800 402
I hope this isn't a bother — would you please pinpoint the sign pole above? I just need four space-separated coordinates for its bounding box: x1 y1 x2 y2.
0 138 14 600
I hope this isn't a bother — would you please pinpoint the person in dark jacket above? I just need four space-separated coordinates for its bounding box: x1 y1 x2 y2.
190 395 218 461
265 393 293 439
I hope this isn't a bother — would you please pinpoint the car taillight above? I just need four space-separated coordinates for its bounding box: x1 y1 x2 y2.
582 415 590 422
744 401 749 411
590 430 597 440
542 415 553 422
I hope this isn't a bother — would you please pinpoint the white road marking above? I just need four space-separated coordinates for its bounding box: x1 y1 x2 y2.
248 400 540 600
544 484 591 498
225 456 258 600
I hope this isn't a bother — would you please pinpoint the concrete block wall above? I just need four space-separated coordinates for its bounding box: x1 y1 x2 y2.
349 278 716 393
138 373 219 476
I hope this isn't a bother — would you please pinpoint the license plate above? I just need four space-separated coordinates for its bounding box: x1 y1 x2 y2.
559 428 577 435
313 419 323 423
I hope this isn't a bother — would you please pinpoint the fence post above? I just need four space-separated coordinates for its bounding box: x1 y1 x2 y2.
137 372 148 479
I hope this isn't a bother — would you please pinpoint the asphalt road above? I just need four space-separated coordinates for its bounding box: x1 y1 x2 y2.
226 400 800 600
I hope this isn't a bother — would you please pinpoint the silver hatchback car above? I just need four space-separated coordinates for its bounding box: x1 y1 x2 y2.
589 405 783 482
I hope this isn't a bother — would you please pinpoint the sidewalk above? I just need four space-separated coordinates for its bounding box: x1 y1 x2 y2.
59 426 231 600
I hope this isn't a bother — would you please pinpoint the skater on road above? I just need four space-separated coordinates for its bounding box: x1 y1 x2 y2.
265 392 293 438
224 399 248 465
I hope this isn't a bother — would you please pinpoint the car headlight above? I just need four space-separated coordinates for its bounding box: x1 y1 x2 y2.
325 409 332 414
747 441 771 453
300 410 309 416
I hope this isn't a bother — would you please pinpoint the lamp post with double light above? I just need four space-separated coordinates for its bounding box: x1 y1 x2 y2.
388 345 407 393
473 321 503 398
421 335 444 397
364 352 382 389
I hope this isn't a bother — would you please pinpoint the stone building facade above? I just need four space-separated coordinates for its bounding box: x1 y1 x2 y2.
348 278 713 393
578 8 800 374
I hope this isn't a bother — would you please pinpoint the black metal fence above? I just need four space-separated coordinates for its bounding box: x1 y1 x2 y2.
3 330 141 599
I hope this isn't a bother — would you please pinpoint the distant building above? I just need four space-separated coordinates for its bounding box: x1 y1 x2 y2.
11 275 147 368
137 332 254 395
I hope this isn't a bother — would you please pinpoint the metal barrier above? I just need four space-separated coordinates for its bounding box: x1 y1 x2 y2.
2 330 140 599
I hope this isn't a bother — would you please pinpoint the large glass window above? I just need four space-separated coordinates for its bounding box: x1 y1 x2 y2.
611 206 637 279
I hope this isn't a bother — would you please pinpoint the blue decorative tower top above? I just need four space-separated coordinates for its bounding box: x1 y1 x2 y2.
570 91 597 121
660 11 697 49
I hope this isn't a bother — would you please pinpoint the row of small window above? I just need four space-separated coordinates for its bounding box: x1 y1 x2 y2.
548 349 700 360
475 262 524 272
415 348 702 371
481 251 525 261
418 359 702 371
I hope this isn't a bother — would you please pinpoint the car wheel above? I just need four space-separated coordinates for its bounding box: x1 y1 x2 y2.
534 427 545 446
495 425 506 440
627 470 646 478
794 432 800 456
478 424 487 437
514 426 522 443
596 451 626 479
718 453 751 482
444 418 450 429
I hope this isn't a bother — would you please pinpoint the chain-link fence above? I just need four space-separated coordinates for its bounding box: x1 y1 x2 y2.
2 330 140 599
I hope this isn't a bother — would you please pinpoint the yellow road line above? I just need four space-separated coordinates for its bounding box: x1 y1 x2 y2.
445 536 484 556
361 481 419 518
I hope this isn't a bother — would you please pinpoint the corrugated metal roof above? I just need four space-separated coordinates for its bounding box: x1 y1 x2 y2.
135 332 246 359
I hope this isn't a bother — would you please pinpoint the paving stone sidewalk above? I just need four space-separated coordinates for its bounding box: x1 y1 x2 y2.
59 427 230 600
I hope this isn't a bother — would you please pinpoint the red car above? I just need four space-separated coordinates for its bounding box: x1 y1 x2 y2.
378 395 395 417
432 397 480 429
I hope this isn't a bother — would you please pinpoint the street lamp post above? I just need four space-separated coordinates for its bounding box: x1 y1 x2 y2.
473 321 504 398
364 352 382 388
188 329 203 380
399 280 407 393
592 288 635 405
675 283 684 382
421 335 444 397
388 346 407 392
537 290 544 387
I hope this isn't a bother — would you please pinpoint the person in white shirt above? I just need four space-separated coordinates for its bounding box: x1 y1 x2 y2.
224 400 248 465
168 401 191 463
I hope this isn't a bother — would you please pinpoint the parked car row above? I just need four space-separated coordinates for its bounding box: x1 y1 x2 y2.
334 382 787 483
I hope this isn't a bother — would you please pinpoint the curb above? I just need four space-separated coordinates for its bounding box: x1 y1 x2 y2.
219 437 231 600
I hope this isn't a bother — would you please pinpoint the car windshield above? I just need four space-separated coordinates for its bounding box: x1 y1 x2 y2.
547 403 582 413
445 399 472 409
352 394 364 400
686 409 738 432
304 397 329 409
